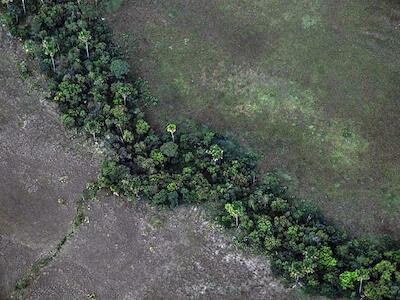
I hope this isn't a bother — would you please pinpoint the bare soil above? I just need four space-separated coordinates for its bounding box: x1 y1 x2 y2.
0 32 98 298
25 199 294 300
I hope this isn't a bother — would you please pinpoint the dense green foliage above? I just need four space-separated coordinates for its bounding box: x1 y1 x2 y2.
1 1 399 299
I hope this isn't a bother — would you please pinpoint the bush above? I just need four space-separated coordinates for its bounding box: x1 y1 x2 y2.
160 142 178 158
110 59 129 79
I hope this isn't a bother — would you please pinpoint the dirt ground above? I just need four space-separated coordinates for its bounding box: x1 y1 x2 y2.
0 32 99 298
0 32 296 299
107 0 400 239
24 199 295 300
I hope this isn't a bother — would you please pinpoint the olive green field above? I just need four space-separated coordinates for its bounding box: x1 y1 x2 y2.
108 0 400 239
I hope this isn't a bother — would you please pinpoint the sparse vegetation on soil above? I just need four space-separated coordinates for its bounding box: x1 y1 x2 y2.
1 0 399 299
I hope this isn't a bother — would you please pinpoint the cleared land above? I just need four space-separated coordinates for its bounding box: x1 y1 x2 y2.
0 32 98 298
25 200 293 300
0 32 294 299
108 0 400 238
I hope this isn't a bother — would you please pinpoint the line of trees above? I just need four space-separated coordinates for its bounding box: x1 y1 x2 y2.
1 1 399 299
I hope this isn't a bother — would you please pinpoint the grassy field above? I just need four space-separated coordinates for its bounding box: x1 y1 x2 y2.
107 0 400 238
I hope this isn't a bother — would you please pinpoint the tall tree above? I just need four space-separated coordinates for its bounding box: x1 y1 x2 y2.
166 123 176 142
112 82 135 106
42 38 57 72
224 201 244 227
79 29 91 59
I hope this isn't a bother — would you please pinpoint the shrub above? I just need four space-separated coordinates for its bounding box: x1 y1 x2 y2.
136 119 150 135
160 142 178 158
110 59 129 79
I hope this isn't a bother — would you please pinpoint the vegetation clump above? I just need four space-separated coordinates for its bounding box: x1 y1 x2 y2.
1 1 399 299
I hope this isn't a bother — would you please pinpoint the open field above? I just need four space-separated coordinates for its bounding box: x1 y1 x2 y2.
108 0 400 238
